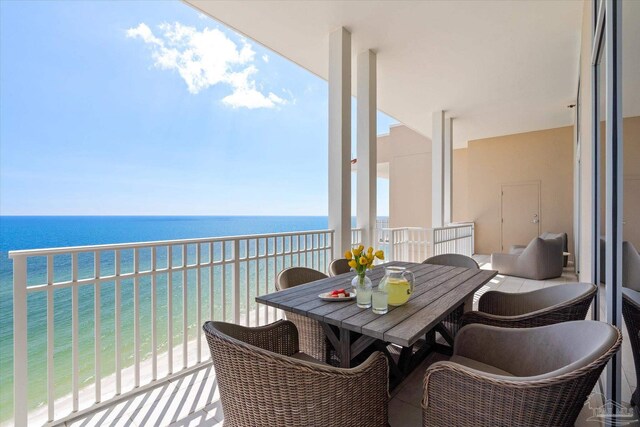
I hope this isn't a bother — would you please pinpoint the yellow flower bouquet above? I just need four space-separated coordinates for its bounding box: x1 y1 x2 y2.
345 245 384 280
346 245 384 308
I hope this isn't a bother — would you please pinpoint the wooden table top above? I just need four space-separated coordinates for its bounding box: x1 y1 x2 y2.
256 261 498 347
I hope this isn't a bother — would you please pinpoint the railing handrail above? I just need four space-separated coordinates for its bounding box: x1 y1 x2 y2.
376 224 472 233
8 229 335 258
436 223 473 230
377 226 432 231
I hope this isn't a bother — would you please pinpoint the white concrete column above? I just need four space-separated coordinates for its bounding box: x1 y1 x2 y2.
443 117 453 225
357 50 377 247
432 111 445 228
328 27 352 255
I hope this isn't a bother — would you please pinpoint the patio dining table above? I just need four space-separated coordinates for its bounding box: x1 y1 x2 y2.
256 261 497 381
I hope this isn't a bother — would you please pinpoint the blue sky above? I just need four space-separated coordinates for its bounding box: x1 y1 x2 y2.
0 0 397 216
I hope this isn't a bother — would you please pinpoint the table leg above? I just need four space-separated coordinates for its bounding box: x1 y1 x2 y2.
463 294 474 312
435 323 454 347
319 323 376 367
339 327 351 368
319 323 351 367
375 342 404 381
398 345 414 374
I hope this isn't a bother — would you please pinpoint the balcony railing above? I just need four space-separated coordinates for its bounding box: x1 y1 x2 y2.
9 229 334 426
376 223 475 263
8 223 473 425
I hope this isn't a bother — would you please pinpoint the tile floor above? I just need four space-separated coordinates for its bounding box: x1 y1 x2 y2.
59 256 639 426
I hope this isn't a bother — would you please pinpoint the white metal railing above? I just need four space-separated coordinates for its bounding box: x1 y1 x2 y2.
375 218 389 230
351 228 363 249
375 223 475 263
8 223 473 425
376 227 431 263
432 223 475 258
10 229 334 425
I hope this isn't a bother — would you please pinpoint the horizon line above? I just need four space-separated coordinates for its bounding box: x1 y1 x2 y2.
0 214 390 218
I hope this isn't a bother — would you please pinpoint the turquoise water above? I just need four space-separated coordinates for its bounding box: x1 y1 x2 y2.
0 215 351 422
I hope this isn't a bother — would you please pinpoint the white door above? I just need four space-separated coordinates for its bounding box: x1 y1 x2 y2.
501 182 541 252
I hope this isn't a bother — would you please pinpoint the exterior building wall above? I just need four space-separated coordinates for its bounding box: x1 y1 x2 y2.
377 125 432 228
377 124 583 264
463 126 575 256
452 148 469 222
374 117 638 265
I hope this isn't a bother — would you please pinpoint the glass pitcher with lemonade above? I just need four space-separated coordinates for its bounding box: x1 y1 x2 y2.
378 266 415 306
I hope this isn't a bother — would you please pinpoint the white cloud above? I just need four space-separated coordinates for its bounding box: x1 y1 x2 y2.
126 22 288 109
126 23 163 47
262 54 269 63
221 65 286 109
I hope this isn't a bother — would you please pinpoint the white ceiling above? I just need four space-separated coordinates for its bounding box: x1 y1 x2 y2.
186 1 638 148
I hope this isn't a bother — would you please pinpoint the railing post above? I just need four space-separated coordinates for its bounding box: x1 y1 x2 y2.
471 224 475 255
115 250 122 393
167 246 173 374
71 253 79 411
390 230 397 262
330 230 335 262
181 244 188 369
232 239 241 324
94 251 102 402
432 228 438 256
404 229 409 261
13 255 28 426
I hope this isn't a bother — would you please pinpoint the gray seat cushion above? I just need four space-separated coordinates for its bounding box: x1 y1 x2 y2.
623 287 640 306
600 239 640 289
449 355 514 376
453 321 618 380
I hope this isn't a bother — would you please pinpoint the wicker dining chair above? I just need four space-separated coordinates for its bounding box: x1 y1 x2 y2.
422 320 622 427
423 253 480 270
423 253 479 339
329 258 352 277
203 320 389 427
623 288 640 408
276 267 331 361
461 282 596 329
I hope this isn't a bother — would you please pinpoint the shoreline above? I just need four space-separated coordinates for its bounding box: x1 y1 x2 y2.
2 306 279 426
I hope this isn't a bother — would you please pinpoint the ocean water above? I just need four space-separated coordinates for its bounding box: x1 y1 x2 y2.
0 215 346 422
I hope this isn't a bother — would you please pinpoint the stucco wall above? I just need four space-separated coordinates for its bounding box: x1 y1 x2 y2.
377 125 432 228
452 148 469 222
463 126 575 255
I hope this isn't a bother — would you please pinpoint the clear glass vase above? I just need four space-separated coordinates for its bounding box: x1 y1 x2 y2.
352 273 372 308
